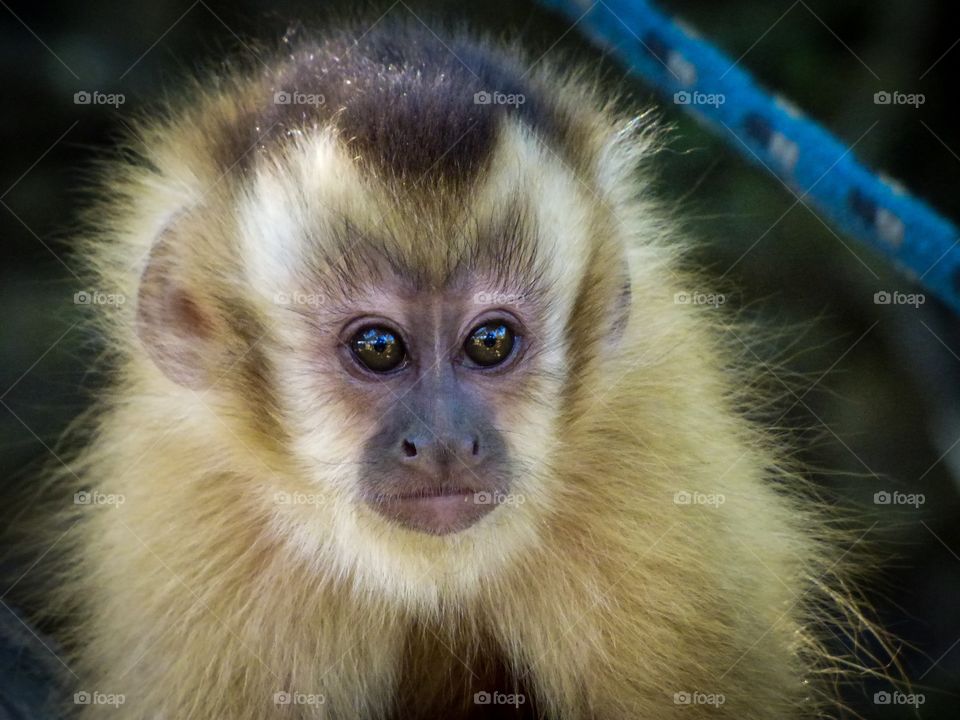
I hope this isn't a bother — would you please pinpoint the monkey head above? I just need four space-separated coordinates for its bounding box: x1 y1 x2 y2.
128 25 648 600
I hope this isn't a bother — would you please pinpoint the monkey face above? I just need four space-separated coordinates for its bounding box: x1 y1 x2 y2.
346 305 519 535
134 110 634 589
274 218 555 542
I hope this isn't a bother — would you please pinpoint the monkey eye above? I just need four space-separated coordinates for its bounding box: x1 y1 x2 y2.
350 326 406 373
464 322 515 367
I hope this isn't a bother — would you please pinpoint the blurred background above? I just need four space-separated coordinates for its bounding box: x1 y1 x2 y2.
1 0 957 717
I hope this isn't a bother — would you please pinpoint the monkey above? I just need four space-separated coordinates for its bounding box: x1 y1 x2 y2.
33 18 882 720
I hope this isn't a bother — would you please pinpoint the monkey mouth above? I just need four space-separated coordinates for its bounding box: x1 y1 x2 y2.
363 483 505 536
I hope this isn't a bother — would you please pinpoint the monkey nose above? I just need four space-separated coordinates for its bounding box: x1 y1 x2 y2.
399 433 483 471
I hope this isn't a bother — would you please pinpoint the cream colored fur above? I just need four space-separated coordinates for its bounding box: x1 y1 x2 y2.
42 40 871 720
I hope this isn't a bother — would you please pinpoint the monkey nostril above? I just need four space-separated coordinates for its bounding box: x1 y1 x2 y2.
471 438 480 457
401 439 418 458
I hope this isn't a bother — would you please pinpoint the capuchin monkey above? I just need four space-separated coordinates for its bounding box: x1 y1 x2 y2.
42 19 877 720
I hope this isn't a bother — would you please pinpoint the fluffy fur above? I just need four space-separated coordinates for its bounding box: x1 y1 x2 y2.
36 22 879 719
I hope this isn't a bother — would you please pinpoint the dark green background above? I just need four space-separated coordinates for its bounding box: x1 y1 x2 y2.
1 1 958 717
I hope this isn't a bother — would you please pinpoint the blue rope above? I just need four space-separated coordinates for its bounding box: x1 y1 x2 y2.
538 0 960 314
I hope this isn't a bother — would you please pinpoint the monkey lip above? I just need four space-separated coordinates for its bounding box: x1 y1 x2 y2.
364 485 502 536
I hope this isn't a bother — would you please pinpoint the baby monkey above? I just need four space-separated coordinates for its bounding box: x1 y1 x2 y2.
49 19 862 720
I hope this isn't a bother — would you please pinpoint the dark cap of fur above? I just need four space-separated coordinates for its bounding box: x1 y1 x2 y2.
222 21 568 185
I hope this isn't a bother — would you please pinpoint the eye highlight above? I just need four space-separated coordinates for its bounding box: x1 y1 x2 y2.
464 322 515 367
350 326 406 373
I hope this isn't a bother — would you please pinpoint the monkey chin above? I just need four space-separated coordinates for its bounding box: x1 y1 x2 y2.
363 484 505 536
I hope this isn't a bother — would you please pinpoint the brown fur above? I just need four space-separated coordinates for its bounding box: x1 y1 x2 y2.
33 23 885 720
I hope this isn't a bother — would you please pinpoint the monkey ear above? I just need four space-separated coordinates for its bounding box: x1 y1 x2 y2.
136 216 225 389
610 275 632 342
596 117 650 343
